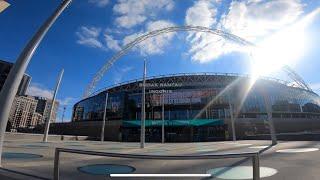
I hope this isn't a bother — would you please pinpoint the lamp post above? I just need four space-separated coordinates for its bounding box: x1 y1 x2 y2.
140 59 146 148
101 93 108 142
162 93 165 143
0 0 71 166
61 106 66 123
261 89 277 145
228 94 236 141
43 69 64 142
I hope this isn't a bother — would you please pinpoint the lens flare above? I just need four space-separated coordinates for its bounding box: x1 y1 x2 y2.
251 8 320 81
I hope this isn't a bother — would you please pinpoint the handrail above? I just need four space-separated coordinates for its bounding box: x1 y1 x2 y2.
53 147 261 180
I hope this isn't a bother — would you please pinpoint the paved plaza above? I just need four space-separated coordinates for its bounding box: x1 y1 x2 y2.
1 134 320 179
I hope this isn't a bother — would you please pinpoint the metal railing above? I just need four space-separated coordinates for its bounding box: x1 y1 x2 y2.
53 147 261 180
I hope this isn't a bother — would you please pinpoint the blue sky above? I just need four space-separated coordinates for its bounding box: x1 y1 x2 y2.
1 0 320 122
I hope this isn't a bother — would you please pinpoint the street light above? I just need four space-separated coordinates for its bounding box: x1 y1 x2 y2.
162 93 165 143
228 93 236 141
140 59 146 148
101 93 108 142
61 106 66 123
260 88 277 145
0 0 72 166
43 69 64 142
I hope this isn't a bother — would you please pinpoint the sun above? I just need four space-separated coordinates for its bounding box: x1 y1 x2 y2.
250 8 320 81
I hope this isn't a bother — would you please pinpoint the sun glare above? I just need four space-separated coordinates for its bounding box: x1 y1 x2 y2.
250 8 320 81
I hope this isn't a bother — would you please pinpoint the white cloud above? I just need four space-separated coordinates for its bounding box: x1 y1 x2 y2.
220 0 304 41
104 34 121 51
27 83 76 109
184 0 304 63
115 15 147 29
78 0 305 64
122 20 176 55
113 0 174 28
27 83 53 99
123 32 143 47
185 0 217 27
185 0 228 63
114 66 134 84
58 97 77 106
88 0 109 7
77 1 175 53
121 66 134 73
76 26 122 51
188 33 245 63
76 26 104 49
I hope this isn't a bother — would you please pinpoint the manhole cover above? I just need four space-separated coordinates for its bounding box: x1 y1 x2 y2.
78 164 135 175
207 166 277 179
3 152 43 159
277 148 319 153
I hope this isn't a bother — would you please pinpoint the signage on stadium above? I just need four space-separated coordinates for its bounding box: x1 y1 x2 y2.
148 89 173 94
139 83 182 88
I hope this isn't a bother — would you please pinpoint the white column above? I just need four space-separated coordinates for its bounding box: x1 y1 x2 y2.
0 0 71 166
43 69 64 142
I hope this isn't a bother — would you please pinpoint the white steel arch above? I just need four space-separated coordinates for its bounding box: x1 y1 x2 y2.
83 25 311 98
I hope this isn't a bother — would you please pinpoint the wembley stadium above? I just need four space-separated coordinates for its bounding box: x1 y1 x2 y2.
68 73 320 142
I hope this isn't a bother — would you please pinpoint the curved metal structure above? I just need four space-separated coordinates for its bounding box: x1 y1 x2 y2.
282 65 312 91
83 26 255 98
83 25 312 98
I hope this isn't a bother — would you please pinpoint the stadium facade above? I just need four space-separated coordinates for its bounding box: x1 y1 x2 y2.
70 73 320 142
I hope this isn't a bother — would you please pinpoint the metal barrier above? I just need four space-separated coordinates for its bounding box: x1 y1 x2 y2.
53 147 261 180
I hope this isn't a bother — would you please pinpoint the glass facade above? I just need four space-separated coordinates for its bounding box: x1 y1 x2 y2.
72 92 125 121
71 74 320 142
72 75 320 123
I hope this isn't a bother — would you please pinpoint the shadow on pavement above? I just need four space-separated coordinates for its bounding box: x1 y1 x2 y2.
0 167 50 180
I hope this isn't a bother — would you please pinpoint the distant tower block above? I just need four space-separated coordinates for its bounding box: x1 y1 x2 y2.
0 1 10 13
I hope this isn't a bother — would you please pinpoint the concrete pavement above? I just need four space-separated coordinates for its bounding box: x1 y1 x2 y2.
1 135 320 180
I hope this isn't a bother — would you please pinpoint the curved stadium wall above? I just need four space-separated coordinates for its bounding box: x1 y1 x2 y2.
68 73 320 142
